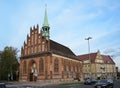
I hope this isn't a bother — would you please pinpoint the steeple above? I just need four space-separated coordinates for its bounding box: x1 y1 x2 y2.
41 5 50 40
43 4 49 27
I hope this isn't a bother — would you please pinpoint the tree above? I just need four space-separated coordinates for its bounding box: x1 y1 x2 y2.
0 46 19 80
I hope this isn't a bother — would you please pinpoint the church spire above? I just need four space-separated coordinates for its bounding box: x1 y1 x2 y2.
41 4 50 40
43 4 49 27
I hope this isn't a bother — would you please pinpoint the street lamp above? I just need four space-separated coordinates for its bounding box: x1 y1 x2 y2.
85 37 92 78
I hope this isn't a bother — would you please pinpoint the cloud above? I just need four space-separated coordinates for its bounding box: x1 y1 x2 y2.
113 56 120 67
103 48 120 60
104 48 115 54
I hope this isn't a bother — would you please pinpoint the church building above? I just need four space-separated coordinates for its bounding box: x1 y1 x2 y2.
19 8 82 81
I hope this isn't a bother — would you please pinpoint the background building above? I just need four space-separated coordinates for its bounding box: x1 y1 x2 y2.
116 67 120 79
0 51 2 80
20 8 82 81
78 50 116 79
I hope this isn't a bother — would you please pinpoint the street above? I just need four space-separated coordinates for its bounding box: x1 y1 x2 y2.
6 80 120 88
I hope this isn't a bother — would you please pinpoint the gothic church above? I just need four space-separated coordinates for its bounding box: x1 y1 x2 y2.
20 8 82 81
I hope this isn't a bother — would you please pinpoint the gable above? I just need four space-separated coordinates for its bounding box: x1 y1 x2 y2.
20 25 79 61
21 25 49 57
95 52 104 63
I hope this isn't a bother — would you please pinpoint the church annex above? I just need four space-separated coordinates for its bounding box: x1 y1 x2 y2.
19 8 82 81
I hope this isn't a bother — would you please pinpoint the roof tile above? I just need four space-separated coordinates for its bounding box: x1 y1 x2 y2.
77 53 97 63
50 40 79 60
77 52 115 64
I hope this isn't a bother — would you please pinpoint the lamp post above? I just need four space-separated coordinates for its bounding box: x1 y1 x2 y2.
85 37 92 78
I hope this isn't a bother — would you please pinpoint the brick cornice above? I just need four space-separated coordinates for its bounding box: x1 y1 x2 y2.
20 52 51 59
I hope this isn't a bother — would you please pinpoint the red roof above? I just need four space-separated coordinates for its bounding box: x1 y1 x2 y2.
102 55 115 64
77 52 115 64
50 40 80 60
77 53 97 63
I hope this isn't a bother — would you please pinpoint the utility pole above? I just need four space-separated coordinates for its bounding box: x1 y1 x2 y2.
85 37 92 78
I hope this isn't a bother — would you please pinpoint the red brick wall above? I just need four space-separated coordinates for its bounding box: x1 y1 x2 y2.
20 25 82 81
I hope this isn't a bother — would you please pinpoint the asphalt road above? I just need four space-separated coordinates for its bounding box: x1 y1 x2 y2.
6 80 120 88
7 84 94 88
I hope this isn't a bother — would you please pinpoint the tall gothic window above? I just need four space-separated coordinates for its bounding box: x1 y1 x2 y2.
73 66 75 72
69 64 71 71
64 64 66 71
23 61 26 74
54 58 59 72
39 58 44 72
71 66 73 71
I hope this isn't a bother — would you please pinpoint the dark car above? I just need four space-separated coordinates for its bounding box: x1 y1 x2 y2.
0 83 6 88
94 79 114 88
84 78 97 85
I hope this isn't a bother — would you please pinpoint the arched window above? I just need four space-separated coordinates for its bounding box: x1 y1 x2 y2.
69 64 71 71
54 58 59 72
64 64 66 71
23 61 26 74
39 58 44 72
73 66 75 72
68 61 71 71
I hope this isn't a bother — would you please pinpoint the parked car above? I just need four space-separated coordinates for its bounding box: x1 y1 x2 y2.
94 79 114 88
0 83 6 88
84 78 97 85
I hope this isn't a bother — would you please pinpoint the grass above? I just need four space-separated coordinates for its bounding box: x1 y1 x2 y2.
60 81 84 86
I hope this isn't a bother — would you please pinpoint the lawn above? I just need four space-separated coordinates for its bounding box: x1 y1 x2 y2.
60 81 84 86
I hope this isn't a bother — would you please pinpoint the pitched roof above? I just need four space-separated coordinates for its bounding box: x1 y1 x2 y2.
102 55 115 64
77 52 115 64
77 53 97 63
50 40 79 60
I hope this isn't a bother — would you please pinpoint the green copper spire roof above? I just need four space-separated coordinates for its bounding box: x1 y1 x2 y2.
43 5 49 27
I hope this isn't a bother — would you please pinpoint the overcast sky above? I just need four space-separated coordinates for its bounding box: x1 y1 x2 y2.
0 0 120 67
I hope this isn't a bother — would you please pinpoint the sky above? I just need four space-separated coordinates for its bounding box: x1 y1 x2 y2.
0 0 120 67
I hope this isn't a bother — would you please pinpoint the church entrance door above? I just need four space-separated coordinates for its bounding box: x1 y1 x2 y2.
28 60 37 81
